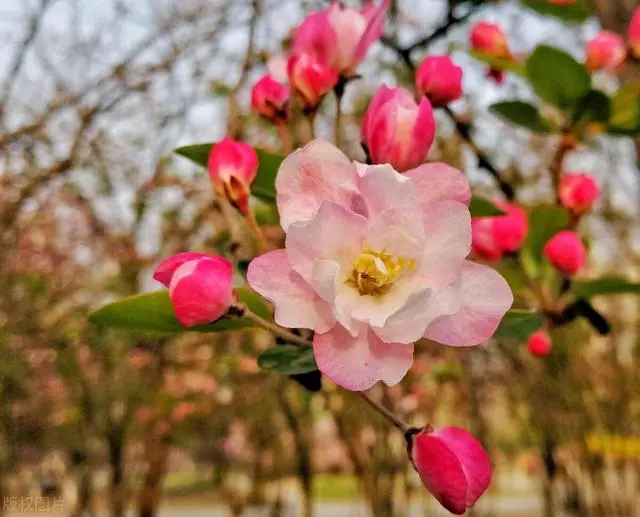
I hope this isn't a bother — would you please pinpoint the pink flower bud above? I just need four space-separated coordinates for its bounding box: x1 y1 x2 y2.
207 138 258 214
287 53 339 110
470 22 511 59
543 231 586 276
416 55 463 106
471 218 503 262
411 427 492 515
293 0 390 76
251 74 289 123
628 8 640 59
472 203 528 261
585 31 626 72
559 173 599 215
153 254 233 328
528 331 552 357
361 85 435 172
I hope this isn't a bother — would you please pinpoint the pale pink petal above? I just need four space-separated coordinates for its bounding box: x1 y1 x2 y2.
425 261 513 347
356 163 418 216
292 10 338 68
267 54 289 84
169 258 233 328
153 252 211 287
404 162 471 208
313 324 413 391
365 207 425 261
328 5 367 71
247 249 335 333
435 427 493 507
286 201 366 281
354 0 390 65
420 201 471 286
361 85 396 146
276 139 361 230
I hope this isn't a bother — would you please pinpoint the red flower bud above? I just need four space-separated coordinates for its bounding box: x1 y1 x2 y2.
287 53 338 110
154 253 233 328
543 231 586 276
585 31 626 73
528 331 552 357
470 22 511 59
361 85 435 172
559 173 599 215
471 203 528 261
411 426 492 515
251 74 289 123
416 55 463 106
628 8 640 59
207 138 258 214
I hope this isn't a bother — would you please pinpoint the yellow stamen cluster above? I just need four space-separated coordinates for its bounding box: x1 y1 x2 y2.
349 249 415 296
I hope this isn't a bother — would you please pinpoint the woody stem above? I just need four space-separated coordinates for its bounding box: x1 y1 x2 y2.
359 390 412 434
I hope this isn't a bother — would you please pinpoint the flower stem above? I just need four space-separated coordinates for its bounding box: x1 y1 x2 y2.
333 78 346 147
277 120 293 154
236 304 312 349
359 390 412 434
244 209 269 254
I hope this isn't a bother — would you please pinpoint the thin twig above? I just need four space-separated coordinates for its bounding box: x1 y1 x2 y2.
237 305 312 348
277 120 293 154
244 209 270 253
359 390 412 434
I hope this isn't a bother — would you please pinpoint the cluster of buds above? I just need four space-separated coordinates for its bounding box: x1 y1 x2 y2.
471 203 528 262
585 7 640 72
469 22 513 84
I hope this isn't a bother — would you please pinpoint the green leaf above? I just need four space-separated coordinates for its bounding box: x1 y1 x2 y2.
257 345 318 375
608 82 640 135
526 46 591 109
494 309 543 340
521 0 591 23
468 50 526 76
524 205 571 264
88 288 270 333
489 101 552 133
573 89 610 126
469 196 507 217
174 143 284 203
572 277 640 299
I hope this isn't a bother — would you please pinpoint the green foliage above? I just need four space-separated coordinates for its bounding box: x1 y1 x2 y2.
526 46 591 110
573 90 611 125
494 309 543 340
608 82 640 135
572 277 640 299
521 0 591 23
88 288 270 333
490 101 552 133
174 143 283 203
523 205 570 264
257 345 318 375
469 196 506 217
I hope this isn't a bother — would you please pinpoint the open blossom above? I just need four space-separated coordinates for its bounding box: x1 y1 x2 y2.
361 85 436 172
559 173 599 215
287 53 338 110
208 138 258 215
247 140 513 391
528 331 552 357
293 0 390 76
585 31 626 72
630 8 640 59
471 203 528 262
154 252 233 328
251 74 289 122
411 427 492 515
416 55 463 106
543 231 586 276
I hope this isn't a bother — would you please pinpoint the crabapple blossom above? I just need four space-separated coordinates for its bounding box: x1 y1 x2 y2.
251 74 289 122
559 173 599 216
292 0 391 76
469 22 511 84
361 85 436 172
585 31 626 72
287 53 339 110
247 139 513 391
153 252 233 328
628 8 640 59
543 231 586 276
410 426 492 515
207 138 258 215
471 203 528 262
528 331 552 357
416 55 464 106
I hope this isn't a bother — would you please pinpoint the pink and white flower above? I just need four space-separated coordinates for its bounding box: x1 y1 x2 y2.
247 140 513 391
411 426 492 515
292 0 391 76
154 252 234 328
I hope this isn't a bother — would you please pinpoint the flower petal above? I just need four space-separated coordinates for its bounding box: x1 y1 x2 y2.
356 163 418 216
153 252 211 287
365 207 425 261
276 139 360 230
353 0 390 65
404 162 471 208
424 261 513 347
313 324 413 391
247 249 335 333
286 201 366 281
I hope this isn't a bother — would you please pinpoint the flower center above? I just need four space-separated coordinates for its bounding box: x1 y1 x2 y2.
349 249 415 296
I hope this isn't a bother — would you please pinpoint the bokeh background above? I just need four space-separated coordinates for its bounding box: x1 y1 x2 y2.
1 0 639 516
